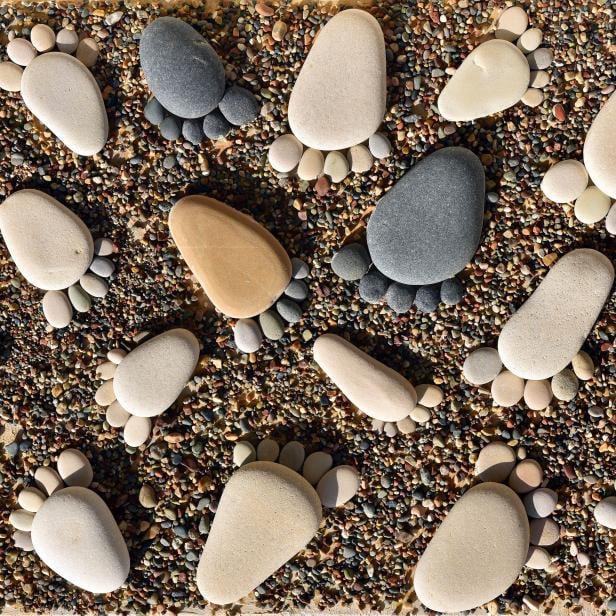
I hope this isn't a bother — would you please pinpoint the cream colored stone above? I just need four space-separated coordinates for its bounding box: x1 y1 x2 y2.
233 441 256 467
42 290 73 328
268 134 303 173
107 348 127 364
169 196 292 319
410 405 431 423
606 203 616 234
279 441 305 471
79 273 108 298
96 361 117 381
57 448 93 487
475 441 516 482
491 370 524 407
523 379 553 410
139 485 157 509
95 380 116 406
571 350 594 380
574 186 610 224
257 439 280 462
13 530 34 551
18 487 47 513
347 144 373 173
508 459 543 494
302 451 333 485
524 488 558 518
317 465 360 507
30 24 56 52
297 148 324 181
521 87 543 107
551 368 579 402
463 347 503 385
529 518 560 546
313 333 417 422
525 546 551 570
323 151 350 183
9 509 36 531
495 6 529 41
529 70 550 88
594 496 616 529
0 61 23 92
106 401 130 428
34 466 64 496
541 159 588 203
415 383 443 408
123 416 151 447
76 38 99 68
56 28 79 54
396 416 417 434
584 90 616 198
7 39 37 66
517 28 542 53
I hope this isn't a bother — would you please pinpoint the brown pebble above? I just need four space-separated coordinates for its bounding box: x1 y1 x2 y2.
315 176 330 196
553 104 566 122
255 2 274 17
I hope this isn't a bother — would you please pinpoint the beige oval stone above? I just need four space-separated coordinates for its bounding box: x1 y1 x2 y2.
584 90 616 198
7 39 37 66
517 28 542 53
475 441 516 482
491 370 524 407
13 530 34 551
415 384 443 408
57 448 93 487
551 368 579 401
96 361 117 381
76 38 99 68
107 348 127 364
495 6 529 41
31 24 56 52
297 148 324 181
123 415 151 447
169 196 291 319
268 134 303 173
317 465 360 507
106 401 130 428
524 487 558 518
9 509 36 531
541 159 588 203
34 466 64 496
529 70 550 88
523 379 553 410
79 273 108 298
396 416 417 434
508 459 543 494
347 144 373 173
42 290 73 328
313 333 417 422
529 518 560 546
56 28 79 54
279 441 305 471
410 404 431 423
0 61 23 92
525 546 550 570
95 380 116 407
323 151 350 183
302 451 333 485
257 439 280 462
233 441 256 467
139 485 157 509
414 482 529 613
18 487 47 513
574 186 610 224
463 347 503 385
571 350 594 380
521 88 543 107
197 461 322 605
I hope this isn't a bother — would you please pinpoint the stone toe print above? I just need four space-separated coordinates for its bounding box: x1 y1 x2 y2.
268 9 390 188
94 329 200 448
0 22 107 156
438 5 553 121
168 195 312 353
331 147 484 314
414 441 558 613
0 189 119 328
313 333 444 437
140 17 259 145
463 249 614 409
196 436 359 605
8 448 129 593
541 89 616 232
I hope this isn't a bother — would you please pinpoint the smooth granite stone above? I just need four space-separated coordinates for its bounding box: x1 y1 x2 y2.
541 159 589 204
30 24 56 52
106 402 130 428
288 9 386 151
302 452 333 485
347 144 374 172
68 285 91 313
233 319 263 353
140 17 225 119
438 40 530 121
594 497 616 530
202 109 231 139
530 518 560 547
196 462 322 605
367 147 485 285
385 282 417 313
297 148 324 181
475 442 516 482
57 449 93 487
218 86 259 126
259 310 285 341
123 416 151 448
32 486 130 593
551 369 579 402
113 328 199 417
498 249 614 380
323 151 350 183
313 333 417 422
316 465 360 507
331 243 371 281
13 530 34 551
169 196 291 318
159 116 181 140
463 347 503 385
517 28 542 53
0 189 93 290
526 48 554 71
182 118 204 145
268 134 304 173
414 482 529 613
359 268 389 303
523 379 553 410
368 132 392 159
42 290 73 328
22 53 108 156
144 96 165 125
276 298 302 323
524 488 558 519
414 283 441 312
440 277 465 305
284 279 308 302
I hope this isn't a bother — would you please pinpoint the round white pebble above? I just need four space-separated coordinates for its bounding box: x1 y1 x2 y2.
7 39 37 66
475 441 516 482
34 466 63 496
415 384 443 408
525 546 551 570
233 319 263 353
9 509 35 531
496 6 529 41
123 415 151 447
76 38 99 68
0 61 23 92
30 24 56 52
56 28 79 54
95 380 116 406
42 290 73 328
107 348 127 364
574 186 611 224
410 405 431 423
571 350 594 380
297 148 324 181
79 273 109 298
463 347 503 385
517 28 542 53
106 401 130 428
268 134 303 173
57 448 93 487
523 488 558 518
233 441 256 467
551 369 579 402
594 496 616 530
606 203 616 235
317 465 360 508
18 487 47 513
521 88 544 107
368 132 392 159
491 370 524 407
541 160 588 203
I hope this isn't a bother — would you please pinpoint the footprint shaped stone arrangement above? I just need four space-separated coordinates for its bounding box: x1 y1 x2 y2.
168 195 312 353
463 249 614 409
0 189 119 328
8 448 130 593
94 329 200 447
197 436 359 605
541 90 616 232
0 23 107 156
438 6 553 121
268 9 390 187
313 334 444 437
140 17 259 145
414 441 558 613
331 147 485 313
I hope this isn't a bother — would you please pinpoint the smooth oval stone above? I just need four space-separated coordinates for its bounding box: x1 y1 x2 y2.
541 160 589 204
302 451 333 485
76 38 99 68
530 518 560 546
524 488 558 518
288 9 386 151
438 39 530 121
123 416 151 448
34 466 63 496
18 487 47 513
347 144 373 172
524 380 553 410
324 151 350 183
169 196 291 319
257 439 280 462
32 486 129 593
526 546 551 570
107 348 127 364
508 459 543 494
113 328 199 417
279 441 305 471
491 370 524 407
526 48 554 71
409 404 431 423
0 61 23 92
414 482 529 613
529 70 550 88
140 17 225 119
56 28 79 54
498 249 614 380
233 318 263 353
0 189 93 290
571 350 594 380
517 28 542 53
42 290 73 328
291 257 309 279
90 256 115 278
9 509 35 531
584 90 616 198
594 496 616 530
313 333 417 422
284 279 308 302
105 401 130 428
233 441 256 467
297 148 324 181
396 416 417 434
79 273 108 298
415 384 443 408
57 449 93 487
317 465 360 507
94 237 114 256
218 85 259 126
331 243 371 281
606 203 616 234
13 530 34 551
521 88 543 107
95 380 116 406
7 39 37 66
21 53 108 156
258 310 285 341
368 132 392 159
475 441 516 482
268 134 303 173
575 186 611 224
30 24 56 52
68 285 91 313
139 485 157 509
463 347 503 385
496 6 529 41
196 461 322 605
551 368 579 402
366 147 484 285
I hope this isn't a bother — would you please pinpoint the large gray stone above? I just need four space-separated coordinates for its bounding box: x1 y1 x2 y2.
366 147 485 285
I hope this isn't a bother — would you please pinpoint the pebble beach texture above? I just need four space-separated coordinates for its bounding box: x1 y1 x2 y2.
0 2 614 616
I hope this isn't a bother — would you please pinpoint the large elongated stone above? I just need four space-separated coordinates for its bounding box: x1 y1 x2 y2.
288 9 386 150
498 249 614 380
0 189 93 290
414 483 529 613
169 196 291 318
313 333 417 422
197 462 322 605
31 487 129 593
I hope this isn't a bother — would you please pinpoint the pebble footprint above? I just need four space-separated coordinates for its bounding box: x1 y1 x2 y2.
197 436 360 604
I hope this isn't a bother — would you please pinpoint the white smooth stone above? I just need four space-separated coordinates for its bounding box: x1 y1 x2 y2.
438 39 530 121
233 441 256 467
0 189 93 290
113 329 199 417
68 284 91 312
521 87 543 107
94 237 114 256
415 384 443 408
574 186 610 224
89 256 115 277
594 496 616 530
96 361 117 380
525 546 551 570
541 160 588 203
34 466 64 496
13 530 34 551
529 70 550 88
463 347 503 385
396 416 416 434
9 509 36 531
79 273 109 297
76 38 99 68
517 28 542 53
323 151 350 183
524 488 558 518
571 350 594 380
0 61 23 92
107 348 127 364
523 379 553 410
368 132 392 158
297 148 324 181
268 134 303 173
42 290 73 328
302 451 333 485
584 90 616 198
233 319 263 354
57 448 93 487
123 415 151 447
56 28 79 53
347 144 373 173
529 518 560 546
498 249 614 379
18 487 47 513
30 24 56 52
317 465 360 507
95 380 116 406
491 370 524 407
32 486 130 593
508 459 543 494
475 441 516 482
288 9 386 151
22 52 108 156
7 39 37 66
551 368 579 402
495 6 529 41
105 401 130 428
606 203 616 234
410 405 431 423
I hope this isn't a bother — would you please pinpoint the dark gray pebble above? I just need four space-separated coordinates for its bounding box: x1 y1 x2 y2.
440 277 465 305
144 97 165 125
202 109 232 140
385 282 417 313
259 310 285 341
359 268 389 303
291 257 310 279
331 243 370 281
182 119 204 145
276 298 302 323
160 116 181 140
414 283 441 312
218 85 260 126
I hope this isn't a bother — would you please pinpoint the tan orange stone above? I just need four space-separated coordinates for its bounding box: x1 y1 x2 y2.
169 196 291 318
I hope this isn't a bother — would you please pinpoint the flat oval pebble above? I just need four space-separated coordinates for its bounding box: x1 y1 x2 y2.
13 530 34 551
107 348 127 364
367 147 484 285
508 459 543 494
297 148 324 181
233 319 263 353
0 190 93 290
527 48 553 70
7 39 37 66
76 38 99 68
279 441 305 471
530 70 550 88
34 466 63 496
79 273 109 298
218 85 259 126
517 28 542 53
276 298 302 323
90 256 115 278
463 347 503 385
415 384 443 408
42 290 73 328
268 134 303 173
491 370 524 407
22 53 108 156
498 249 614 379
56 28 79 53
169 196 291 319
288 9 386 151
284 279 308 302
323 151 349 183
32 486 129 593
530 518 560 546
57 449 93 487
331 243 371 281
30 24 56 52
396 417 417 434
257 439 280 462
9 509 36 531
496 6 529 41
259 310 285 341
606 203 616 234
347 144 373 172
18 487 47 513
524 488 558 518
233 441 256 467
551 368 579 402
302 451 333 485
414 482 529 613
317 465 360 508
571 351 594 380
123 416 151 447
106 401 130 428
438 40 530 121
594 496 616 530
584 90 616 198
475 441 516 482
0 61 23 92
541 160 589 203
526 546 551 570
368 132 392 159
139 485 157 509
409 405 431 423
140 17 225 119
524 380 553 410
522 88 543 107
574 186 611 224
313 334 417 422
68 285 91 313
196 461 321 604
